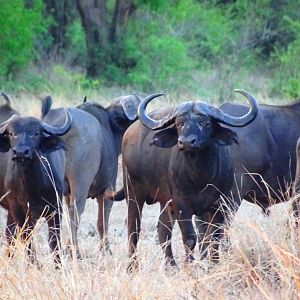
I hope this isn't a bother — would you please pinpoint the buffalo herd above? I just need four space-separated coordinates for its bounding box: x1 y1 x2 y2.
0 89 300 268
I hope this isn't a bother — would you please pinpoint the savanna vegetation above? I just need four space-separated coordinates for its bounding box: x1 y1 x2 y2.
0 0 300 101
1 1 300 299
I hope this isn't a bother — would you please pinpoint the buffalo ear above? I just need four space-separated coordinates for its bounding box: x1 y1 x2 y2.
151 126 178 148
0 135 10 152
108 95 140 131
214 124 238 146
40 136 66 153
119 95 140 121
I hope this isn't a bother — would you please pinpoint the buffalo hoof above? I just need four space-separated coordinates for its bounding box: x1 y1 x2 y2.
186 254 195 263
101 247 112 256
165 258 178 270
127 259 139 273
65 246 83 260
74 250 83 260
185 238 196 250
27 255 43 270
208 249 220 263
199 248 209 260
99 243 112 256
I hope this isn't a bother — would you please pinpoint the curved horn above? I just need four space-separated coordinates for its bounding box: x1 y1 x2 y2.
196 89 259 127
0 114 18 134
138 93 193 130
42 109 72 136
0 91 11 108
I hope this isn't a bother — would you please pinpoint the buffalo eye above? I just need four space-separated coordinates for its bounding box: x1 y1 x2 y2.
29 131 40 137
201 121 211 128
176 122 184 129
9 132 18 138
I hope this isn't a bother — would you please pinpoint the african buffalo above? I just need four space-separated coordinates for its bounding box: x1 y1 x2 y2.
120 90 300 268
0 107 71 264
42 95 140 256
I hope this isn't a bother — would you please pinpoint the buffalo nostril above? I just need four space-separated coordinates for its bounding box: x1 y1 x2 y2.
13 147 30 156
190 139 196 145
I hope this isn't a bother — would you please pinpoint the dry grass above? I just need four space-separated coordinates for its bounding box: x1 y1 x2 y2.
0 94 300 299
1 198 300 299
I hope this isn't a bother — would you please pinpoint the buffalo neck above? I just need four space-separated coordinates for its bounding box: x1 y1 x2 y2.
8 151 50 195
113 130 125 155
171 143 232 190
78 104 124 156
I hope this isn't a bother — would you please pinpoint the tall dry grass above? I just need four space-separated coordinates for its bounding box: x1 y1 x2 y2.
0 197 300 299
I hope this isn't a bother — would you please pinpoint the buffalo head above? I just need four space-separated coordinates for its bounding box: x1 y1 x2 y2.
0 109 72 162
138 90 258 151
106 95 141 131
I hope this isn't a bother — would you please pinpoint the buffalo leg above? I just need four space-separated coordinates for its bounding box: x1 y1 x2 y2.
23 220 36 264
157 202 177 266
47 210 61 265
205 209 225 262
194 212 214 259
5 211 17 256
97 196 113 253
15 214 36 264
67 185 90 259
174 198 196 263
127 194 145 272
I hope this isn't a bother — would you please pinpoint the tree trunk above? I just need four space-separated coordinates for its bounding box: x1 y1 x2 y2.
76 0 109 77
44 0 77 58
76 0 134 77
109 0 135 44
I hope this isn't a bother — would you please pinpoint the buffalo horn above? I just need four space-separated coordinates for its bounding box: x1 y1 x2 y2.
0 91 11 108
138 93 193 130
42 109 72 136
195 89 259 127
0 114 18 134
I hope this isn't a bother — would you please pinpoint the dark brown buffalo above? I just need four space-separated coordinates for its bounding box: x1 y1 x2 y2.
0 106 72 264
120 90 300 269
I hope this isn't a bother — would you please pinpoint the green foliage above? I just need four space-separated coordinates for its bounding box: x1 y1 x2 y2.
1 0 300 100
65 20 87 66
271 18 300 98
0 0 46 78
124 29 192 90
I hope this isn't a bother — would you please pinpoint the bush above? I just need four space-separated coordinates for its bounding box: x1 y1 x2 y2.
121 3 194 91
0 0 46 78
65 20 87 66
271 18 300 98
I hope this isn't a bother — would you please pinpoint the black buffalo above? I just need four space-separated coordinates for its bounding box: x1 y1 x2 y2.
120 90 300 268
42 95 140 256
0 107 72 264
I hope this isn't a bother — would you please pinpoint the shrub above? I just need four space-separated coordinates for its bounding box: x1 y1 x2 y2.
0 0 45 78
271 18 300 98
